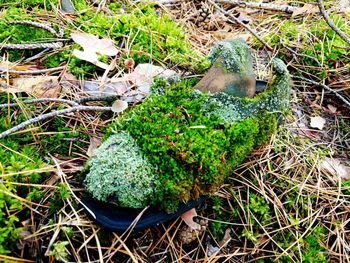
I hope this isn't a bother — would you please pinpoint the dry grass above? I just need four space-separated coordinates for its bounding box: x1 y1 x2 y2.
1 0 350 262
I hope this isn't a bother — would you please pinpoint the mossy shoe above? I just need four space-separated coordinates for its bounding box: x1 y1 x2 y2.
82 39 291 231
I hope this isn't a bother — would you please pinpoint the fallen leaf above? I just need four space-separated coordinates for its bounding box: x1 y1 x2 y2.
1 76 60 98
71 32 118 69
327 104 337 113
218 228 231 246
127 63 177 86
291 122 316 139
87 137 101 157
180 208 201 230
310 116 326 130
71 33 118 56
77 64 176 101
111 99 128 113
292 3 319 17
284 155 296 170
73 49 110 70
321 157 350 180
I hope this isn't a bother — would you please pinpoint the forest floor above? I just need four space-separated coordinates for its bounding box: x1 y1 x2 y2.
0 0 350 262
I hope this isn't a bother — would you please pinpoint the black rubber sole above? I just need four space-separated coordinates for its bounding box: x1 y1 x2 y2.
81 196 206 232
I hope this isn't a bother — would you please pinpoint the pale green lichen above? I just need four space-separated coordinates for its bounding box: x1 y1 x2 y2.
84 132 157 208
208 39 254 75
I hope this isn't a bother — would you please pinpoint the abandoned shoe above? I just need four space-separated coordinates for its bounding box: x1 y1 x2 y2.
82 39 291 230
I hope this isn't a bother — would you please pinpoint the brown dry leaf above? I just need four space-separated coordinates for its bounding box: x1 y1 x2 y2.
310 116 326 130
327 104 337 113
284 155 296 170
111 99 128 113
0 57 16 69
110 63 176 102
321 157 350 180
87 137 101 157
180 208 201 230
292 3 319 17
218 228 232 247
2 76 60 98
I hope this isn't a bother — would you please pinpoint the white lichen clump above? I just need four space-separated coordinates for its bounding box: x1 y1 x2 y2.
84 132 156 208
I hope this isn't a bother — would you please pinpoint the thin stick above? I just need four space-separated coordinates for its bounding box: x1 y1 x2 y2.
207 0 273 51
318 0 350 45
7 20 64 38
215 0 297 13
153 0 298 13
75 94 119 104
0 106 112 139
1 42 64 50
292 75 350 110
0 66 66 75
0 98 79 109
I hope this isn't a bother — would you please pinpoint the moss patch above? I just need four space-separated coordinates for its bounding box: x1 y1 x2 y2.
87 79 279 212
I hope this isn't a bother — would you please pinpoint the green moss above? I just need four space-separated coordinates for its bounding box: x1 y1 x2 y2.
0 112 48 254
0 0 58 9
98 81 280 212
86 40 291 213
0 92 92 253
263 15 350 78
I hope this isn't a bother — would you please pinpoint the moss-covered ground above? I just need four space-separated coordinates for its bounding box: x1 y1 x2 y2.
0 0 349 262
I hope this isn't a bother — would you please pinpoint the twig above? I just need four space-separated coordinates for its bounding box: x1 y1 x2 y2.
0 66 66 75
1 20 65 50
0 106 112 139
75 94 119 104
7 20 64 38
24 48 51 63
215 0 297 13
0 98 79 109
318 0 350 45
292 75 350 110
153 0 297 13
207 0 273 51
333 45 350 50
280 41 321 66
1 42 64 50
